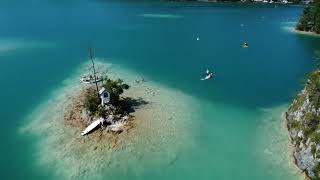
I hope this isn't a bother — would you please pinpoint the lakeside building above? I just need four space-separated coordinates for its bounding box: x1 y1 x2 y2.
99 87 111 106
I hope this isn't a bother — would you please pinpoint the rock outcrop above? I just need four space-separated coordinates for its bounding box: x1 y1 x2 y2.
287 70 320 179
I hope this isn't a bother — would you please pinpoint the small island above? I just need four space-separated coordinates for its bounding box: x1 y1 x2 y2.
64 49 145 140
65 77 134 136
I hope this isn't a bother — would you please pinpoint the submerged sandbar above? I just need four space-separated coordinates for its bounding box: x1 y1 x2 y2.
21 59 199 179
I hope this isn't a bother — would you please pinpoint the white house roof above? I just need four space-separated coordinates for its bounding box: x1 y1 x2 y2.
99 87 107 95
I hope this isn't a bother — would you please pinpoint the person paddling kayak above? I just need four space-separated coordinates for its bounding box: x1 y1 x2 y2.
243 42 249 48
201 69 214 80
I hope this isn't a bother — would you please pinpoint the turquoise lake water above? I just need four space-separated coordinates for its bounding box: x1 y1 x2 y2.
1 1 320 179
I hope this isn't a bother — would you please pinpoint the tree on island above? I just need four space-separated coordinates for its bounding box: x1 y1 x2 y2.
306 71 320 113
102 78 130 105
296 0 320 34
84 77 130 117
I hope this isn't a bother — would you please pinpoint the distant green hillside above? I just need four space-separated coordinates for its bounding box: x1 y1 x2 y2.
296 0 320 34
170 0 306 3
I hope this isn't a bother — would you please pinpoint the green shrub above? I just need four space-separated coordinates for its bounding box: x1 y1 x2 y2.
313 162 320 179
305 112 319 128
291 94 306 112
83 77 130 117
310 132 320 144
312 144 317 155
96 106 107 118
303 112 319 137
296 1 320 34
84 93 100 114
289 120 302 129
102 78 130 105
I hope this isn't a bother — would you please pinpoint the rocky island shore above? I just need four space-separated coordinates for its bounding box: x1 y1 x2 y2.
287 70 320 179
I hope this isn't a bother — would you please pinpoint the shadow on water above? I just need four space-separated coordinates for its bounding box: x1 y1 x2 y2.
121 97 149 113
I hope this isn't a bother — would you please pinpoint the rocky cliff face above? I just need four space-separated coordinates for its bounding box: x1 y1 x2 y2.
287 71 320 179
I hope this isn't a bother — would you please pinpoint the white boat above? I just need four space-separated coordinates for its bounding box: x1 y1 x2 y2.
81 118 103 136
80 76 103 84
263 0 268 3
